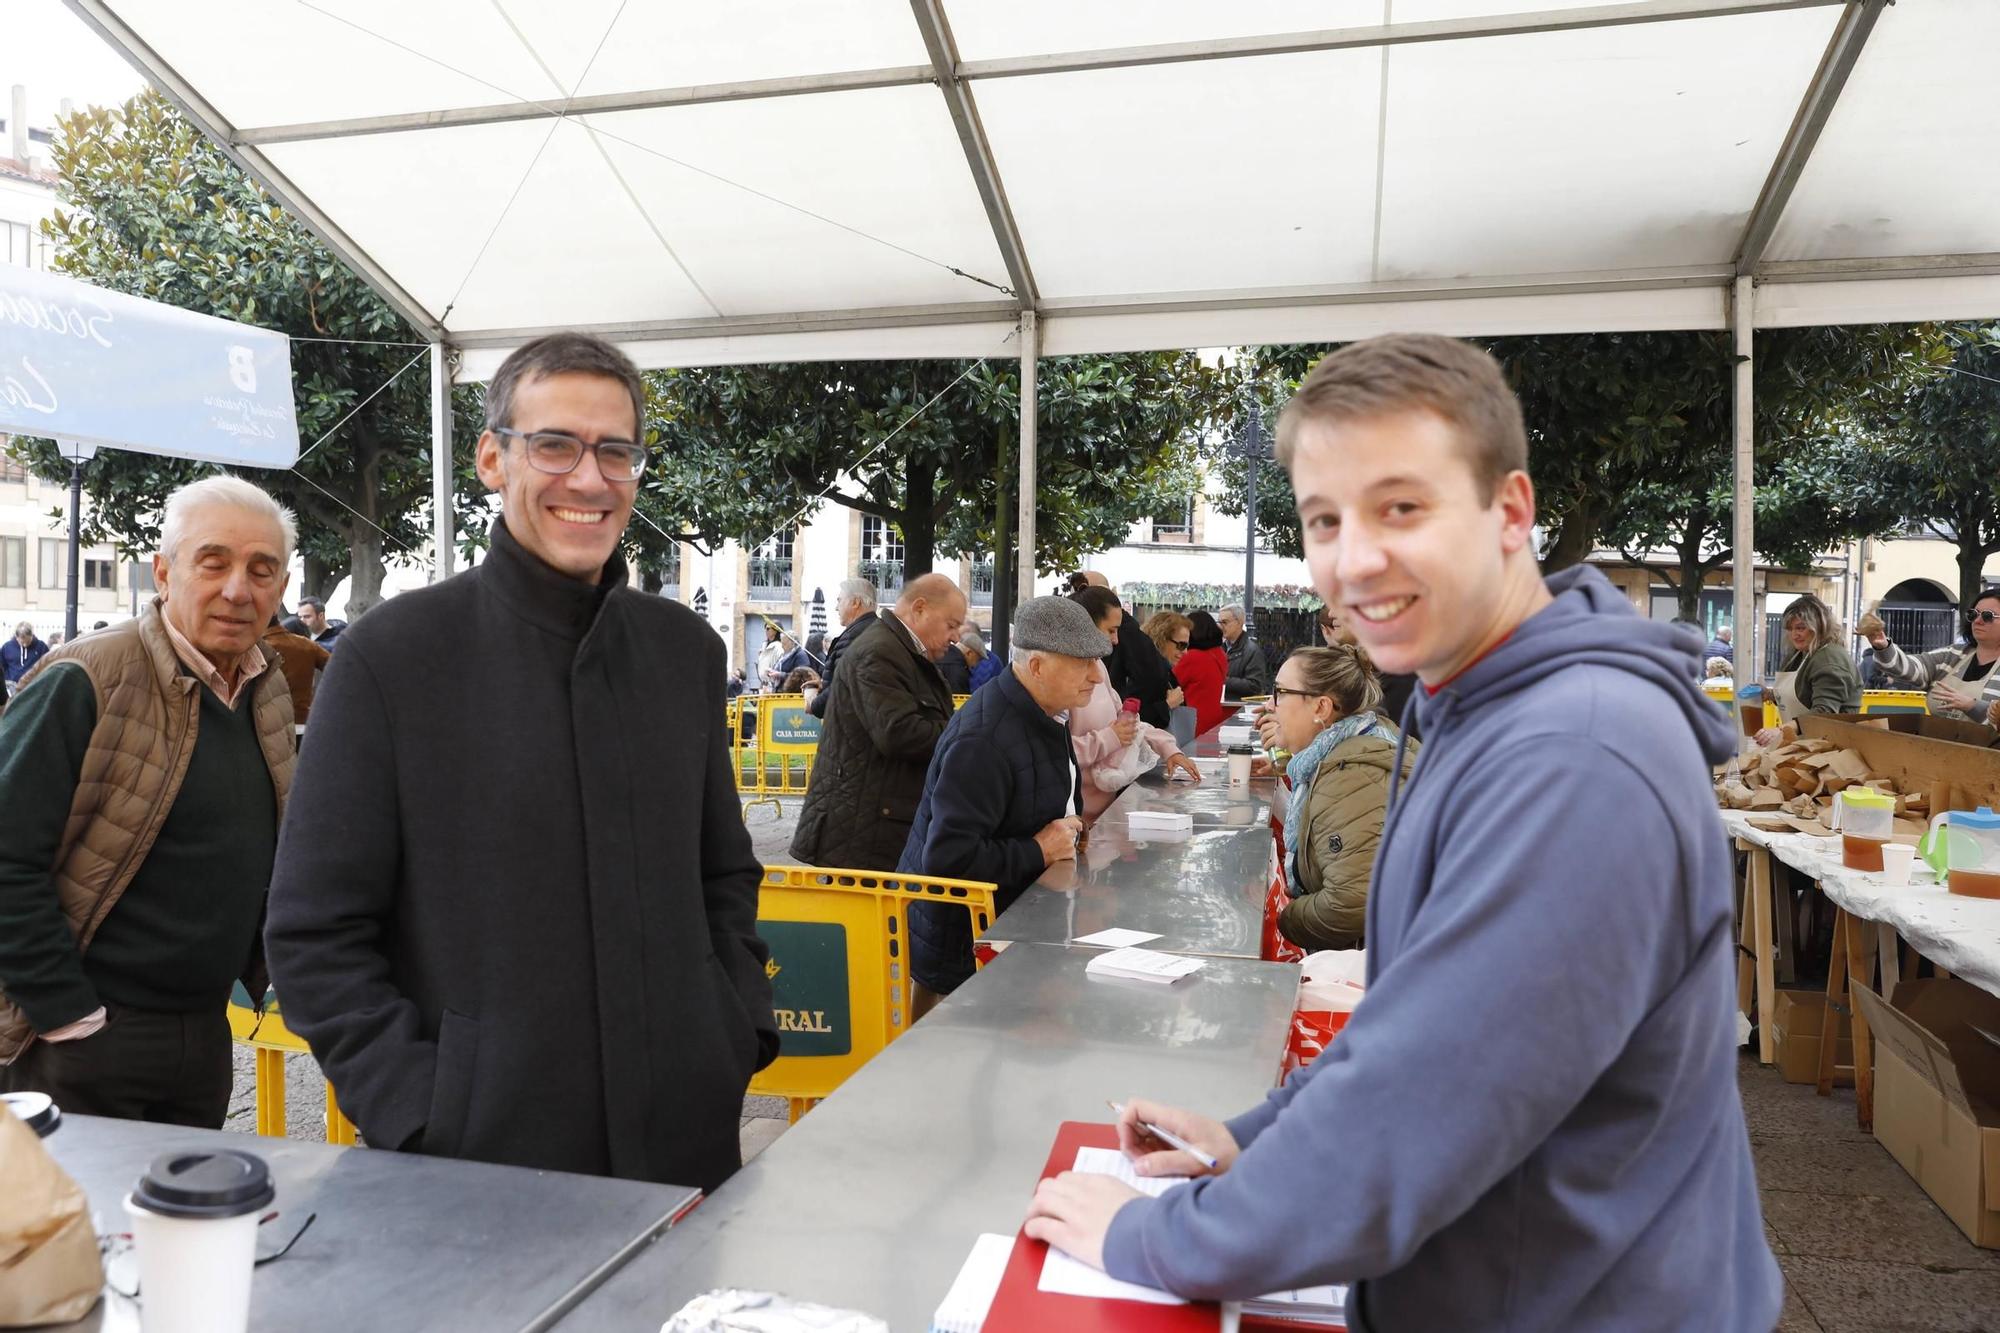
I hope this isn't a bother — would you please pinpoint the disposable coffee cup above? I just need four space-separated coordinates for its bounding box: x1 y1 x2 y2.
0 1090 60 1137
1226 744 1254 787
124 1149 273 1333
1879 843 1916 888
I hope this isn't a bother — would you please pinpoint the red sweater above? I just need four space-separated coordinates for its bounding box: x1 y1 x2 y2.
1174 646 1231 735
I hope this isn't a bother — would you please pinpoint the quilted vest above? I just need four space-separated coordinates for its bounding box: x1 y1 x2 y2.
0 601 295 1062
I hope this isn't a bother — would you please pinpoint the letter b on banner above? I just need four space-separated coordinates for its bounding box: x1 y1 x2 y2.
227 345 258 393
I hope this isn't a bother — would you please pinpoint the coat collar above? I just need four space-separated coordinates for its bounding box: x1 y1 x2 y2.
136 597 280 699
482 516 627 642
876 608 943 679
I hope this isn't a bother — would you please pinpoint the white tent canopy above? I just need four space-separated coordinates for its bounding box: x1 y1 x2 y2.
65 0 2000 650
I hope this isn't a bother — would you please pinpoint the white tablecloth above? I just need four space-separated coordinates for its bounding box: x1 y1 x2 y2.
1719 809 2000 1000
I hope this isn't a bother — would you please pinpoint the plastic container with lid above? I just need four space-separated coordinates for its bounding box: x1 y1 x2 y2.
1835 788 1895 871
1735 684 1765 738
1922 805 2000 899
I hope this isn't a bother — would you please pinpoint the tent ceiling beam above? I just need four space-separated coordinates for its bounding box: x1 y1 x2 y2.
445 253 2000 351
226 0 1845 148
908 0 1037 306
61 0 443 335
234 66 938 146
959 0 1847 81
1734 0 1886 274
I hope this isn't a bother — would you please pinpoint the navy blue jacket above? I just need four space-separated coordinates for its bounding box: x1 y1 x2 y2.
1 637 48 685
899 667 1079 993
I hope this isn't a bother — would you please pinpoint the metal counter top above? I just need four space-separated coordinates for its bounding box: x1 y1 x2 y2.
43 1115 699 1333
554 942 1298 1331
981 766 1277 958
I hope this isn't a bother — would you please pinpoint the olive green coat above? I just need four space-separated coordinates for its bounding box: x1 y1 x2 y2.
1280 732 1418 953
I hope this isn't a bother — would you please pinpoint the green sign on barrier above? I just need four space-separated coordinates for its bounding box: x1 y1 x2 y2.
760 920 851 1056
767 706 822 749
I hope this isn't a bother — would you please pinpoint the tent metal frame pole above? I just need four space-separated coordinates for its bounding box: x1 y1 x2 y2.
1734 0 1886 273
1731 275 1757 689
61 0 442 337
229 0 1845 145
1017 311 1039 607
908 0 1039 305
430 341 455 583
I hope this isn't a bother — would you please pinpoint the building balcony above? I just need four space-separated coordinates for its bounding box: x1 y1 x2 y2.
747 556 793 601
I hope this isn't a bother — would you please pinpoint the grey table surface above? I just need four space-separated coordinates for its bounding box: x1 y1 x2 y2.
43 1114 700 1333
554 942 1299 1332
981 773 1277 958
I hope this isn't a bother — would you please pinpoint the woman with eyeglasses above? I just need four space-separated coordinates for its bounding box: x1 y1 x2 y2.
1170 611 1232 735
1858 586 2000 728
1252 644 1418 953
1754 593 1862 747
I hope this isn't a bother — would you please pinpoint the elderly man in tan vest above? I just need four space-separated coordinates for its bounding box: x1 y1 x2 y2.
0 476 296 1126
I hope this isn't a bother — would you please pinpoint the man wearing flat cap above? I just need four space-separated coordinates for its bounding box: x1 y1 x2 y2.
900 596 1107 1014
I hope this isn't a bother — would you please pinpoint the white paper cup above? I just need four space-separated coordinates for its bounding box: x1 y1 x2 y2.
1227 751 1253 786
123 1149 273 1333
1879 843 1916 887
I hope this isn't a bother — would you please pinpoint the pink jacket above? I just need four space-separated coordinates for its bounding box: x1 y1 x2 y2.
1067 662 1183 821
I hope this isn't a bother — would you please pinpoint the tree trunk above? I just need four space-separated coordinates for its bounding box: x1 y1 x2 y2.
343 443 388 617
640 564 663 594
302 554 346 603
991 425 1014 656
900 461 937 577
346 529 387 616
1540 498 1599 572
1959 539 1989 610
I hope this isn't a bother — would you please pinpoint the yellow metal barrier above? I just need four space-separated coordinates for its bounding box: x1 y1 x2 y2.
1703 685 1933 725
751 864 998 1121
743 693 819 813
228 995 357 1144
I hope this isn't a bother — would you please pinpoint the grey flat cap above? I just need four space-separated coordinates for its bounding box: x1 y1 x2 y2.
1014 596 1113 658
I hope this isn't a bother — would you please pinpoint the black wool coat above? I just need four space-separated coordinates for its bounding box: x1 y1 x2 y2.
1108 622 1176 729
264 520 774 1194
790 610 954 870
899 667 1081 994
806 610 876 719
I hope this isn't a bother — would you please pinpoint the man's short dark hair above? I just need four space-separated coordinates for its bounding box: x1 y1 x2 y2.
299 596 326 613
1068 586 1121 626
482 332 647 438
1275 333 1528 506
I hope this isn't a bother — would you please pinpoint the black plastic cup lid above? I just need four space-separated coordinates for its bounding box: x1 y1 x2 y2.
1226 743 1256 755
1 1091 60 1138
132 1149 274 1219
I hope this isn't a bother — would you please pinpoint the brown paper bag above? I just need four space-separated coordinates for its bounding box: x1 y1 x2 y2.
0 1102 103 1326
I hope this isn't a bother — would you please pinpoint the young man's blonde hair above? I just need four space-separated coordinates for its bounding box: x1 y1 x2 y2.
1274 334 1529 505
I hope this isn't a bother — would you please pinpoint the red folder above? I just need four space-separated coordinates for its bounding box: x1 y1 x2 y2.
982 1121 1225 1333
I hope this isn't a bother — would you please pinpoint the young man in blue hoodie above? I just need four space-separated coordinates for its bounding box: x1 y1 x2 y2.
1025 334 1780 1331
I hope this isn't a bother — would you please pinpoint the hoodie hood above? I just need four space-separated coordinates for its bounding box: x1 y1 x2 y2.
1410 565 1737 767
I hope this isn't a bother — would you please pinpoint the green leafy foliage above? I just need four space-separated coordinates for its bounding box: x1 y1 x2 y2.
10 91 488 612
1843 324 2000 606
640 351 1228 576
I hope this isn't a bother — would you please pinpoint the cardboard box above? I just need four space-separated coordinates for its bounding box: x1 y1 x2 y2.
1825 712 2000 751
1852 978 2000 1249
1771 988 1853 1086
1799 714 2000 816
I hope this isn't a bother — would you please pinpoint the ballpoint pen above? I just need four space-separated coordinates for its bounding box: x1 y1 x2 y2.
1107 1100 1219 1170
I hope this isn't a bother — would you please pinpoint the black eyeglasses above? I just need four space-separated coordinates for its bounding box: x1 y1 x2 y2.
1271 685 1318 702
1171 638 1191 649
494 428 648 481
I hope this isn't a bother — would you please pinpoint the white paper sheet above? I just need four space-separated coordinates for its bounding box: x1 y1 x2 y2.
1072 927 1164 948
1037 1150 1192 1306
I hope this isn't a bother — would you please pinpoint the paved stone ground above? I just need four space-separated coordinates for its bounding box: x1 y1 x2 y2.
220 794 2000 1327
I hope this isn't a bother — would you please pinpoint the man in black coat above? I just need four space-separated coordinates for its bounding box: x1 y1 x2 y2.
806 578 879 719
790 573 966 870
265 334 774 1194
900 596 1103 1011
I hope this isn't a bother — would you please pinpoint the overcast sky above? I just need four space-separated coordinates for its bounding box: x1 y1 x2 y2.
2 1 150 134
